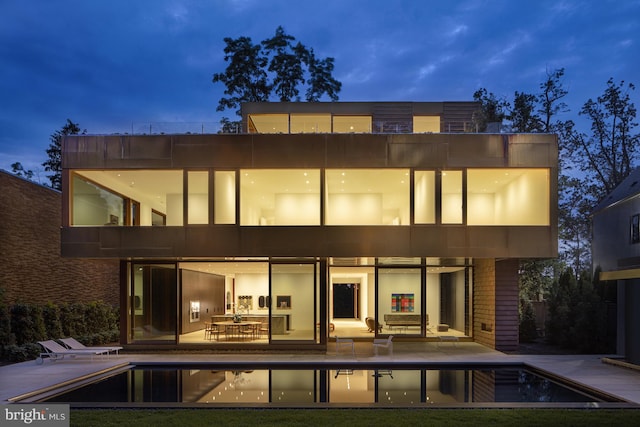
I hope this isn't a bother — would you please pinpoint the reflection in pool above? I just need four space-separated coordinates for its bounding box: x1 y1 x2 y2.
40 365 617 406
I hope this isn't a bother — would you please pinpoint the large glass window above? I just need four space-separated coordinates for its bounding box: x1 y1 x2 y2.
72 170 183 226
72 174 125 226
325 169 409 225
188 171 208 224
247 114 289 133
441 170 462 224
240 169 320 225
414 171 436 224
290 114 331 133
467 169 550 225
271 263 316 342
131 263 177 342
413 116 440 133
214 171 236 224
377 268 422 336
332 116 372 133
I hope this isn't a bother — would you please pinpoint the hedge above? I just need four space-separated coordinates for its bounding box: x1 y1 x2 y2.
0 299 119 363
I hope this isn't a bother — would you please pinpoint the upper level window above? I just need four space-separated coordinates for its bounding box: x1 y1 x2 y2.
413 116 440 133
240 170 320 225
248 114 288 133
467 169 549 225
290 114 331 133
325 169 409 225
442 170 463 224
332 116 372 133
414 171 436 224
188 171 208 224
71 170 183 226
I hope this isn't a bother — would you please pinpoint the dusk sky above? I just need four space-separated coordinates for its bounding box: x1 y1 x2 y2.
1 0 639 180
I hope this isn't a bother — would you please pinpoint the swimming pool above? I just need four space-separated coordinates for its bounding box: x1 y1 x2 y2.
29 363 622 407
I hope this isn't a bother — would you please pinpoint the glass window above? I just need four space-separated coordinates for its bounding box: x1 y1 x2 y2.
414 171 436 224
271 263 316 342
377 268 422 336
240 170 320 225
72 174 125 226
72 170 183 226
467 169 550 225
188 171 208 224
214 171 236 224
332 116 372 133
441 170 462 224
130 263 177 342
248 114 289 133
290 114 331 133
413 116 440 133
325 169 409 225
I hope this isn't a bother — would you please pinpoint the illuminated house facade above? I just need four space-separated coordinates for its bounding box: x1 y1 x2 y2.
61 102 558 351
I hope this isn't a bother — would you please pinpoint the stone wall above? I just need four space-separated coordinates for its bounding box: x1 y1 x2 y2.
0 171 119 306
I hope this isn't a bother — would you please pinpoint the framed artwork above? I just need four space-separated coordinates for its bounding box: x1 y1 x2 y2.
276 295 291 309
391 293 414 312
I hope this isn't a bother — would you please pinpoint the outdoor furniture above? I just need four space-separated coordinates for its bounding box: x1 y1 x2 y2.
438 335 459 347
335 337 355 356
373 335 394 356
59 337 122 355
36 340 109 364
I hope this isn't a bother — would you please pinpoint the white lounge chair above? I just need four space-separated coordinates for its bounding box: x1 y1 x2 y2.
373 335 393 356
36 340 109 364
60 337 122 355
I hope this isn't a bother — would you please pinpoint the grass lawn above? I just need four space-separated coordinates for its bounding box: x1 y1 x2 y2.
71 408 640 426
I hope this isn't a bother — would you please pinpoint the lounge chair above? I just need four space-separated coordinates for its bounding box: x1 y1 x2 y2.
36 340 109 364
59 337 122 355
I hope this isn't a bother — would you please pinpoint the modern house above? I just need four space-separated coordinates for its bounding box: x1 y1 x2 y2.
592 167 640 364
60 101 558 351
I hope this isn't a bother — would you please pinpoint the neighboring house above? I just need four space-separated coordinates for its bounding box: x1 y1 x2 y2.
592 167 640 364
0 170 119 306
60 101 558 351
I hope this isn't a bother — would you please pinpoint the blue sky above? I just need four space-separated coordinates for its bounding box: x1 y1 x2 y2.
1 0 639 178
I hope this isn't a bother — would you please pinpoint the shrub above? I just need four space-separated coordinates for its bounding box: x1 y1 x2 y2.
519 300 538 343
11 304 46 345
43 302 63 338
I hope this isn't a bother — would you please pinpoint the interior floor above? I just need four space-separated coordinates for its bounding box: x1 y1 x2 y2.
177 318 467 344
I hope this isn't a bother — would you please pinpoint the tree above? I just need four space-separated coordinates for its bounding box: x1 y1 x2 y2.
508 91 543 132
10 162 34 180
42 119 85 190
472 88 509 132
212 26 341 128
538 68 569 133
563 79 638 201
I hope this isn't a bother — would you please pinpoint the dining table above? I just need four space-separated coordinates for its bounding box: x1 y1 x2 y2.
213 321 261 341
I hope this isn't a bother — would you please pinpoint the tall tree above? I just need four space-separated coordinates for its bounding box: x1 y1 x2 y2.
538 68 569 133
472 88 509 132
43 119 85 190
508 91 542 132
212 26 341 127
563 78 638 201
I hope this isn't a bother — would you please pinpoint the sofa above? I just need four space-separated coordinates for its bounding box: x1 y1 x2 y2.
383 314 423 329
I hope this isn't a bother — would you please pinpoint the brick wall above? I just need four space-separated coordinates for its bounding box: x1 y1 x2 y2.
473 258 495 348
473 258 519 351
0 171 119 306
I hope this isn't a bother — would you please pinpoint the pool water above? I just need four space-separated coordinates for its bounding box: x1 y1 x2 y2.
38 364 618 406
